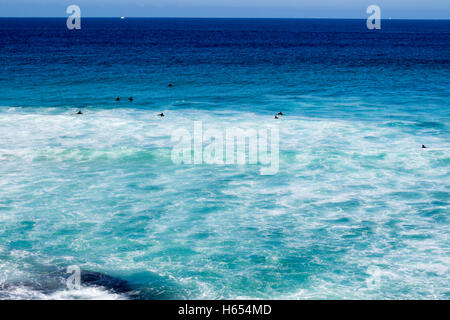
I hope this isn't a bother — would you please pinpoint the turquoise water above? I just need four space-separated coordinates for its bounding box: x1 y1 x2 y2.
0 18 449 299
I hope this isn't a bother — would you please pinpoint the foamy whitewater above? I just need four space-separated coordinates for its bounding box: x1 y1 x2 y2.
0 18 449 299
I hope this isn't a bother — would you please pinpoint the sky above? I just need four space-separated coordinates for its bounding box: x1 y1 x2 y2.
0 0 449 19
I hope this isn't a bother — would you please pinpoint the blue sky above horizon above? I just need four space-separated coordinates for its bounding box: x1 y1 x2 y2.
1 0 449 19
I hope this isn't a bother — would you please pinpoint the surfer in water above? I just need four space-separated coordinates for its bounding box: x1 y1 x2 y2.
168 84 173 88
422 145 427 149
158 113 165 117
274 112 283 119
76 110 83 115
115 97 120 101
128 96 133 102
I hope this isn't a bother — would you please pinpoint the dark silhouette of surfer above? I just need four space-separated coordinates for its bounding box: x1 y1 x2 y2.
278 112 283 116
158 113 165 117
76 110 83 115
115 97 120 101
168 84 173 88
128 97 133 102
422 145 427 149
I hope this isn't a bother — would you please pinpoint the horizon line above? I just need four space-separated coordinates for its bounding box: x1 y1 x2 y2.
1 16 449 20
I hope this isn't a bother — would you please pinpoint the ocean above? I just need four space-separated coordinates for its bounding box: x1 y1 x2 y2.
0 18 449 299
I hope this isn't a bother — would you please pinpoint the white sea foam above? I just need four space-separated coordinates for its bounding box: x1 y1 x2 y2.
0 106 448 299
1 286 127 300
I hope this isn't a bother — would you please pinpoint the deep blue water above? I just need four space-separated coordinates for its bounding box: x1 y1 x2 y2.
0 18 449 299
